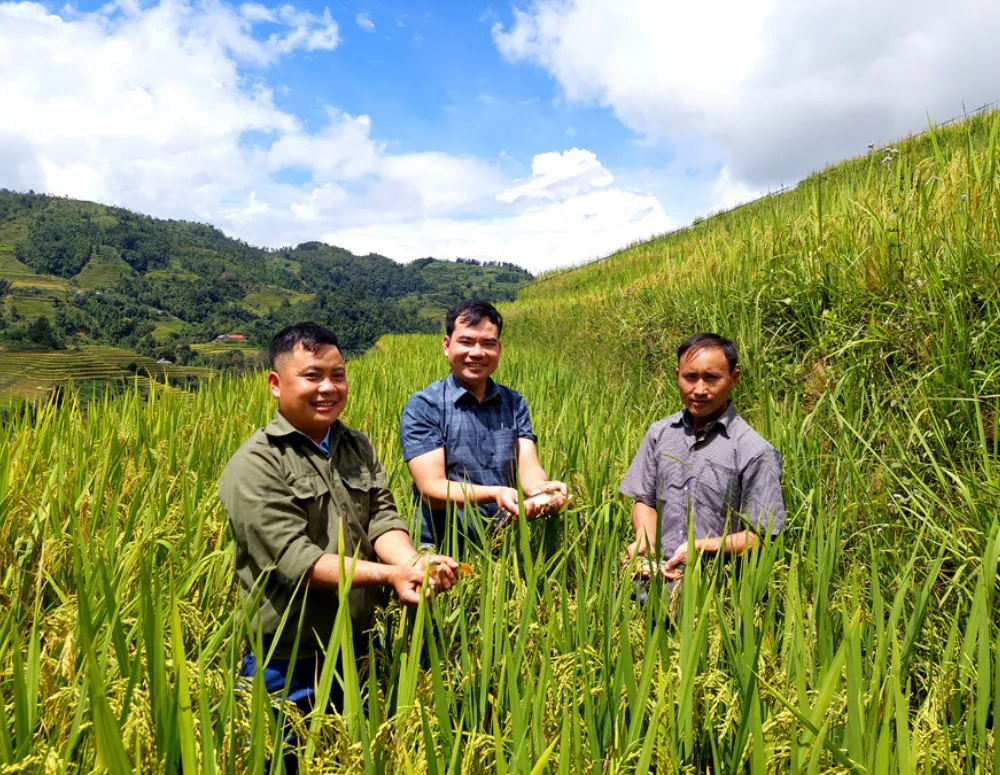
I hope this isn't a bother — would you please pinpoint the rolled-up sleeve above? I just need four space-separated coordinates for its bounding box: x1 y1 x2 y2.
364 443 408 543
739 448 785 535
219 446 324 588
619 427 659 508
400 392 444 462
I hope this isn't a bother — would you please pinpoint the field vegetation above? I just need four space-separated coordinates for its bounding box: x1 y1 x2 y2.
0 346 213 405
1 111 999 773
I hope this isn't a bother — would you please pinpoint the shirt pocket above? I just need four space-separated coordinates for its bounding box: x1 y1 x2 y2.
288 473 334 547
483 427 518 483
339 467 375 531
657 453 694 499
693 461 741 520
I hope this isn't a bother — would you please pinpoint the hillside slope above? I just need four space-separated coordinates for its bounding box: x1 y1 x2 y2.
1 112 998 772
0 191 530 357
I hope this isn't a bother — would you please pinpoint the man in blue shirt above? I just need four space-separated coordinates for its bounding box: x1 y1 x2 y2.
400 300 567 548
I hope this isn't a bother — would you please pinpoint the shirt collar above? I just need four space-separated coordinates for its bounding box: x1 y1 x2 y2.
446 373 500 405
669 402 736 438
314 427 332 458
264 410 343 454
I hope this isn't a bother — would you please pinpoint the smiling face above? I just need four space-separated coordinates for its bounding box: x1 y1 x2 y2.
268 342 348 442
443 315 501 396
675 346 740 429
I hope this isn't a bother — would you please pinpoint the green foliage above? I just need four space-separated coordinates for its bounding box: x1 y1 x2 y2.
3 110 999 774
0 315 64 351
0 191 531 371
14 208 93 276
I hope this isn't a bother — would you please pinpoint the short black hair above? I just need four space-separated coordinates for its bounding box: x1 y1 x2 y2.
677 333 739 372
445 300 503 337
268 322 340 368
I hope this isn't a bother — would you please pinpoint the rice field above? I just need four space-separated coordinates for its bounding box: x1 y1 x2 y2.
151 317 186 342
0 346 212 405
190 341 264 359
1 111 999 774
0 250 70 291
243 288 315 314
4 292 59 322
74 248 135 290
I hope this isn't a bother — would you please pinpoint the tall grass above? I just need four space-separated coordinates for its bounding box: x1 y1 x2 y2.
2 110 999 773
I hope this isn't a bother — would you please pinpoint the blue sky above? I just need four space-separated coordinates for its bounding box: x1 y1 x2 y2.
264 2 661 169
2 0 998 271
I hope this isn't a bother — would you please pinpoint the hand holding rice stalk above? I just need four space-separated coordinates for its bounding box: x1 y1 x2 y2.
494 481 571 531
410 550 475 579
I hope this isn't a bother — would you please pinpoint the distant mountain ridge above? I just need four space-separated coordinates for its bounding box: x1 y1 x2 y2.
0 189 531 361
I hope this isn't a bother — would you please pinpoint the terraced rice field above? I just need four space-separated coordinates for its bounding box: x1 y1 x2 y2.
74 247 135 290
151 317 186 341
0 346 212 405
1 111 999 775
0 250 70 290
145 260 201 281
244 287 315 313
190 340 263 358
4 292 59 321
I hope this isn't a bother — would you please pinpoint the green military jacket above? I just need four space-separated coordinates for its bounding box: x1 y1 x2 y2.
219 411 407 657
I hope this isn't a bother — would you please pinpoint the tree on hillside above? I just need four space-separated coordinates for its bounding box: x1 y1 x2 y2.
28 315 64 349
15 210 95 276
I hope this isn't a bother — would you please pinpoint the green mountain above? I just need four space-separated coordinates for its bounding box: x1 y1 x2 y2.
0 190 530 363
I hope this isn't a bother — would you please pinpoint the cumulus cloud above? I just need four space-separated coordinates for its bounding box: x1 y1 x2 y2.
498 148 613 203
326 152 670 269
324 186 671 270
495 0 1000 188
0 0 672 272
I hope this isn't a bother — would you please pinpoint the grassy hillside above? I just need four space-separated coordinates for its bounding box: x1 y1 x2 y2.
1 111 998 773
0 192 531 403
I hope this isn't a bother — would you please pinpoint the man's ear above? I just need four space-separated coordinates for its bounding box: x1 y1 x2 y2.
730 368 741 386
268 370 281 400
442 335 450 355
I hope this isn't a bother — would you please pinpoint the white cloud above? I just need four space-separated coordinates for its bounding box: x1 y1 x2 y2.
498 148 612 203
495 0 1000 188
0 0 673 273
324 186 671 270
355 10 374 33
326 151 670 269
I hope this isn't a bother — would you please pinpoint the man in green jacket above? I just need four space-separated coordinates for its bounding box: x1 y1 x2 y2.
219 322 458 723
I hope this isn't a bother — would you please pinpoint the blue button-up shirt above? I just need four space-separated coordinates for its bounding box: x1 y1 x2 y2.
400 374 537 546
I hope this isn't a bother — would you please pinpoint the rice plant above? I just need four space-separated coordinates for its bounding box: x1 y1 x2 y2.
2 110 999 773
